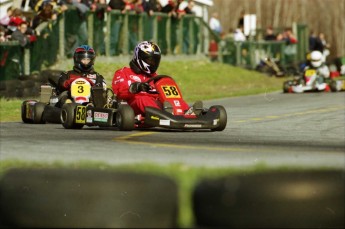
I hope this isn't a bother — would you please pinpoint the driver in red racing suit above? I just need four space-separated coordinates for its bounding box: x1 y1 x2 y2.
58 45 106 96
112 41 191 116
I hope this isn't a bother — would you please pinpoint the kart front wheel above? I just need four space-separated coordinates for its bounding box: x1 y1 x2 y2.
211 105 227 131
116 105 135 131
33 102 46 124
61 103 84 129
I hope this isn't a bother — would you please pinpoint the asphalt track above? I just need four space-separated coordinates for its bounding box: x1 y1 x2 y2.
1 92 344 169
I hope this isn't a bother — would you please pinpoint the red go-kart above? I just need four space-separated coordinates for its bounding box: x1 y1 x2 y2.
135 75 227 131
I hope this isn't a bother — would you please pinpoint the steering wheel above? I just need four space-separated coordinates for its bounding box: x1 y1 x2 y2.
145 75 173 84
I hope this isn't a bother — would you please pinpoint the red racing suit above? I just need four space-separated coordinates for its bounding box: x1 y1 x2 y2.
112 66 189 115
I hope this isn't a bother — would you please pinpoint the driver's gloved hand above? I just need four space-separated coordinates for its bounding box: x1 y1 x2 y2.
129 82 151 94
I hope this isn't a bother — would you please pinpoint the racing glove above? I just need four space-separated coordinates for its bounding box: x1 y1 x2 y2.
129 82 151 94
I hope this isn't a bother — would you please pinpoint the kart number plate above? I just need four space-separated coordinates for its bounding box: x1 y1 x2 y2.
71 81 91 97
305 69 316 77
161 85 181 98
75 106 86 124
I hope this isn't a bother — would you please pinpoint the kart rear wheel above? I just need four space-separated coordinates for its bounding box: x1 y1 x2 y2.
116 105 135 131
33 102 46 124
21 100 35 123
329 80 338 92
211 105 227 131
283 81 291 93
61 103 84 129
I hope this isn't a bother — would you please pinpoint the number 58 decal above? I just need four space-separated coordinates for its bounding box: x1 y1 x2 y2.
76 106 86 124
161 86 181 98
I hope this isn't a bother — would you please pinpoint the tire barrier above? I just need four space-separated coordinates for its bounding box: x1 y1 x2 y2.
0 168 178 228
0 70 63 98
192 170 344 228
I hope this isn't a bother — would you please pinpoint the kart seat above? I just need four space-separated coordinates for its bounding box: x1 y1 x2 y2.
91 87 106 108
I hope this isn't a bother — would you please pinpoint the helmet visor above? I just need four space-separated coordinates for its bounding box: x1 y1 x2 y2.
145 55 161 73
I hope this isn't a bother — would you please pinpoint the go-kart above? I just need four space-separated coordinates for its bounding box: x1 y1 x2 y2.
134 75 227 131
283 68 330 93
21 76 135 131
22 74 227 131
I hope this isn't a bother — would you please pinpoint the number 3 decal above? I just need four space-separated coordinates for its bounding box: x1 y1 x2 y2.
78 86 84 93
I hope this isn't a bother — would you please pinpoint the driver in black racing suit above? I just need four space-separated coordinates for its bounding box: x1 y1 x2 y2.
57 45 106 106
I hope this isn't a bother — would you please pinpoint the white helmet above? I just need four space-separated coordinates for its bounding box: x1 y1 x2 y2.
310 50 323 68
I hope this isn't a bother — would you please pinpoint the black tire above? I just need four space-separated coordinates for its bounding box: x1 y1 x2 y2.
211 105 227 131
329 80 338 92
21 100 35 123
193 170 345 228
43 106 62 124
0 168 178 228
33 102 46 124
61 103 83 129
116 105 135 131
283 81 291 93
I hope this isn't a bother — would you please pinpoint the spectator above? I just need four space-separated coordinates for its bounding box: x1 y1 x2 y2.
0 6 13 27
108 0 127 12
182 0 195 15
10 21 36 47
208 37 218 62
31 2 57 31
131 0 144 13
282 27 297 44
143 0 161 16
142 0 161 42
0 28 7 42
31 0 67 14
281 27 298 57
264 26 276 41
233 26 246 42
237 9 245 28
6 8 25 36
160 0 178 54
319 32 330 62
181 0 196 53
309 30 323 52
90 0 107 55
108 0 128 55
209 12 222 35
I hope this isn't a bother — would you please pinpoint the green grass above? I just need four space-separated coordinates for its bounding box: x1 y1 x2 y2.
0 58 286 122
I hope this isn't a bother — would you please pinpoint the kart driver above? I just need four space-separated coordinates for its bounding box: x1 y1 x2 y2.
57 45 106 106
303 50 330 83
112 41 200 116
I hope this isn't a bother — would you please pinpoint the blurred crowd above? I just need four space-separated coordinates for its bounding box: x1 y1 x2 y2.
0 0 197 50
